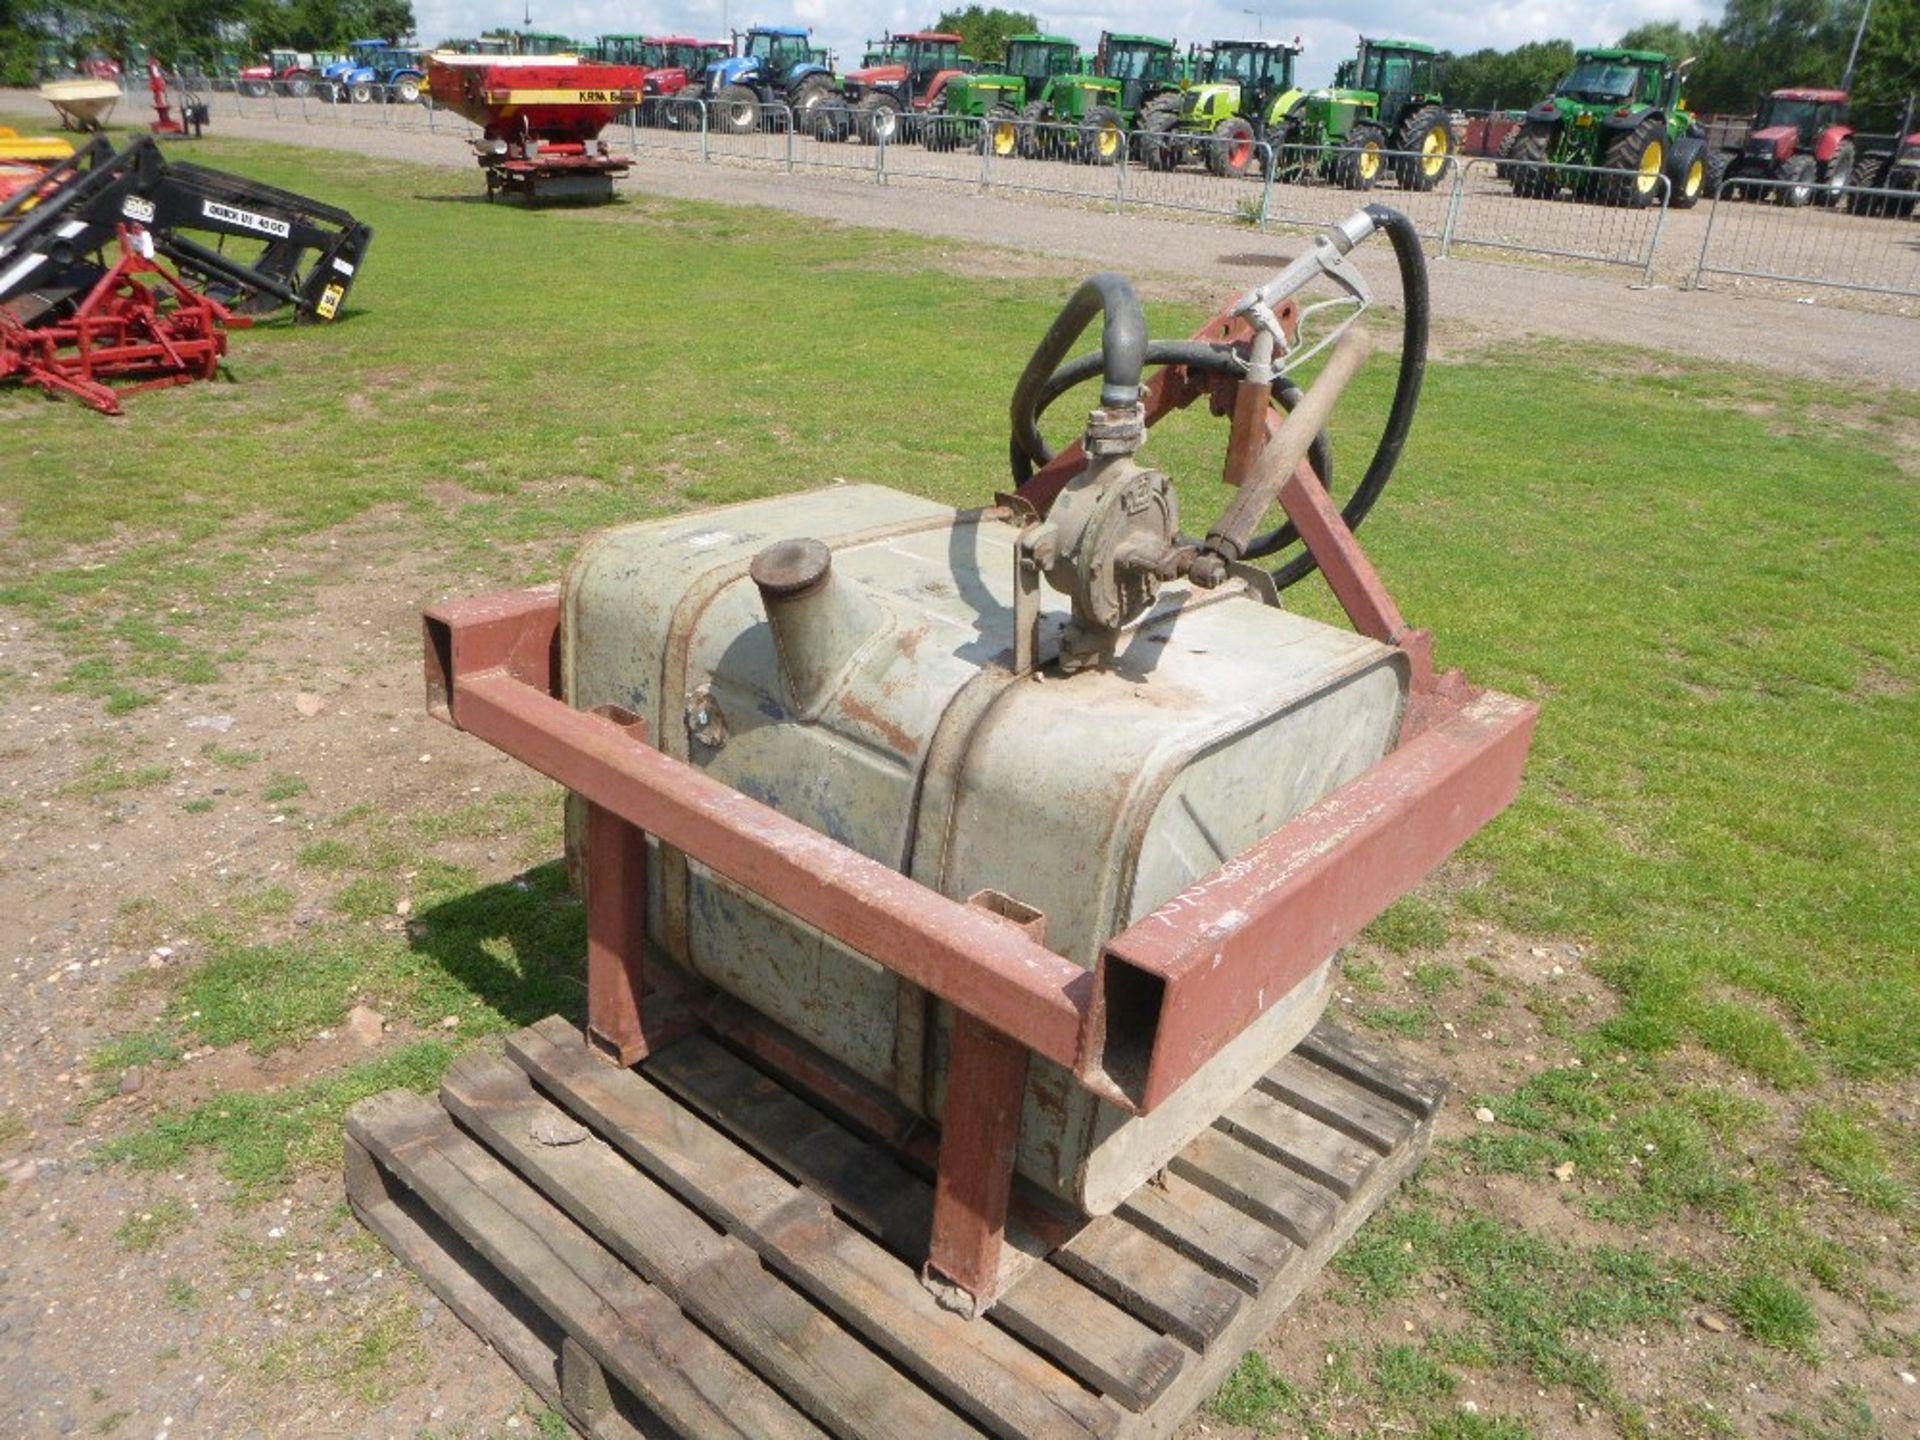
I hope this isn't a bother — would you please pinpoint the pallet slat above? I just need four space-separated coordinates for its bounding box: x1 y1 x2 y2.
1294 1024 1449 1118
351 1014 1447 1440
1260 1051 1418 1154
440 1052 980 1440
1215 1086 1376 1199
646 1034 1188 1414
509 1017 1122 1440
346 1090 824 1440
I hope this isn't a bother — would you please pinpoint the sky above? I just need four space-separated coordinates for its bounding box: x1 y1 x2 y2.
416 2 1722 85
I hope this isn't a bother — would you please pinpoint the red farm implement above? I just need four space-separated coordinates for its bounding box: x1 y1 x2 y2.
426 56 644 201
0 228 238 414
0 135 371 413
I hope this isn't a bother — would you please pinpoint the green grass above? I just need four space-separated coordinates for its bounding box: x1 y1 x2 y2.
2 127 1913 1428
115 1197 192 1252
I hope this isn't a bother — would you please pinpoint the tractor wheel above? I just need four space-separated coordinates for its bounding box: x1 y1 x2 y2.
1508 123 1557 197
790 76 832 131
855 92 903 145
1667 146 1708 209
1700 150 1729 204
348 81 374 105
1332 124 1387 190
1139 107 1182 171
1079 106 1125 166
1847 154 1886 215
239 79 268 99
922 100 959 152
1016 101 1052 159
286 73 312 98
1778 152 1816 207
1492 122 1522 181
1817 141 1854 205
1394 105 1454 191
1206 116 1257 178
717 85 762 135
393 77 421 104
981 105 1020 158
1600 114 1666 208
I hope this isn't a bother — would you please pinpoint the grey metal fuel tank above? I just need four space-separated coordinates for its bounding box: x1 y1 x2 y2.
562 483 1408 1213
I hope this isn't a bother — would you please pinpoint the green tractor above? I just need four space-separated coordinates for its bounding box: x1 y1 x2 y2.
929 33 1080 156
1139 39 1306 177
1507 49 1712 208
1274 37 1455 191
1016 31 1180 164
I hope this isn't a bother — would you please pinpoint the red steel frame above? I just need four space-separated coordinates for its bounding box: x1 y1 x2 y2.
423 360 1538 1306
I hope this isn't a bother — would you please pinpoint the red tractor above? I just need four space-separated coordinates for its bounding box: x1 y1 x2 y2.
1723 87 1854 204
639 35 731 103
237 49 322 99
822 31 967 143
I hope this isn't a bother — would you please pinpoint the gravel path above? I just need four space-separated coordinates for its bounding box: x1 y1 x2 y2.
29 94 1912 391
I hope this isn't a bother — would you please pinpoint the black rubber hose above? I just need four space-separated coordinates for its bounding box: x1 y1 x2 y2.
1006 204 1429 592
1007 272 1147 474
1017 342 1334 559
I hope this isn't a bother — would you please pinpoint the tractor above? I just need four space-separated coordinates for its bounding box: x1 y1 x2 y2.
1851 129 1920 218
704 25 838 135
1015 32 1179 165
924 32 1080 157
237 49 321 99
1139 39 1305 177
321 40 426 104
1723 88 1853 205
819 32 967 145
1506 49 1713 209
633 37 731 125
1274 38 1455 192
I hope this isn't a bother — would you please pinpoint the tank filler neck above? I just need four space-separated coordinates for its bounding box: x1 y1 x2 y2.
749 538 884 716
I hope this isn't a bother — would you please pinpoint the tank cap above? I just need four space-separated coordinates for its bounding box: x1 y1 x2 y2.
750 537 832 601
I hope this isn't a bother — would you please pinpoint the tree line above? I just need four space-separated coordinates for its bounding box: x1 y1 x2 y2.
4 0 417 84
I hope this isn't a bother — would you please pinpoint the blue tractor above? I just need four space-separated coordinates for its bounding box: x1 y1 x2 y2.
703 25 837 134
322 39 426 104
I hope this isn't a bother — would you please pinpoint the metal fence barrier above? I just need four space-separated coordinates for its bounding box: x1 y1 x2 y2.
1690 175 1920 298
207 92 1920 300
1440 157 1673 282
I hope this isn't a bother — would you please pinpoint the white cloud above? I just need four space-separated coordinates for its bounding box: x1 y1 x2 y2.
411 2 1722 86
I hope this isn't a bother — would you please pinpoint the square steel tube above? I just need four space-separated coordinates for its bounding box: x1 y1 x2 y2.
425 589 1534 1120
426 593 1096 1087
1092 688 1538 1112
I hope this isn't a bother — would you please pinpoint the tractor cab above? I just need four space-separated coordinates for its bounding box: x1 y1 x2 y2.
862 41 905 69
1200 39 1300 109
1004 35 1081 85
1350 39 1443 116
842 32 964 109
516 32 576 58
1553 49 1668 109
594 35 648 66
1095 32 1178 116
1751 88 1849 150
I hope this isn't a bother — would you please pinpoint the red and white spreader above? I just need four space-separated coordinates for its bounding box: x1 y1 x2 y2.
426 55 643 202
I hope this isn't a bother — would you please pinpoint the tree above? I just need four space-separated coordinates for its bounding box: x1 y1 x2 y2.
1849 0 1919 126
1441 39 1574 111
933 6 1038 65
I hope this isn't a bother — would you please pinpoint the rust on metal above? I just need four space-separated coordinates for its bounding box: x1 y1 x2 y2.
924 892 1049 1309
1017 300 1303 515
425 606 1094 1079
1091 688 1538 1111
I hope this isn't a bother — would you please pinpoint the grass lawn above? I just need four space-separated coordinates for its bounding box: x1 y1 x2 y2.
2 125 1915 1438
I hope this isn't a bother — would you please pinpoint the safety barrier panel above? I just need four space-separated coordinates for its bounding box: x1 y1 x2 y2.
1690 175 1920 298
1438 157 1672 281
218 94 1920 299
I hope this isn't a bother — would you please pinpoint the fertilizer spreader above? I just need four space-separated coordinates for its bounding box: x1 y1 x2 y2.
426 54 643 202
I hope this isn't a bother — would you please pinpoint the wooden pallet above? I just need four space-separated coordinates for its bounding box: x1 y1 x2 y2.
346 1016 1445 1440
